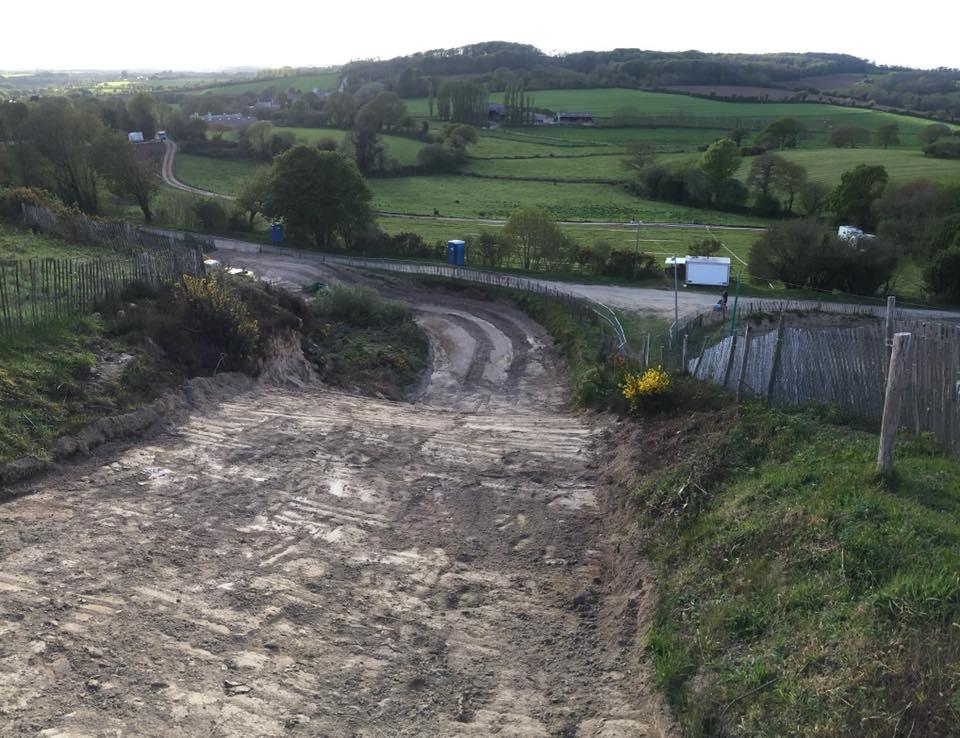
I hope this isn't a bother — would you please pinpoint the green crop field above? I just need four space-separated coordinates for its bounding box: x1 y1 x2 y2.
368 175 766 225
174 154 259 196
194 73 339 95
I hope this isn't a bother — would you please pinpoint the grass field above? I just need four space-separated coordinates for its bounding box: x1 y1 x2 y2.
642 401 960 735
479 126 727 153
174 154 258 196
464 152 692 181
760 147 960 186
0 225 103 260
282 127 425 166
193 73 339 95
378 215 759 257
409 89 953 142
369 176 767 224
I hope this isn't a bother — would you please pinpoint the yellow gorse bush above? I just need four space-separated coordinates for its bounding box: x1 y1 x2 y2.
621 365 671 401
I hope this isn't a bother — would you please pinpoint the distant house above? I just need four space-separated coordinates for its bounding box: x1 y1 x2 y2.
554 111 593 125
198 112 258 128
533 113 552 126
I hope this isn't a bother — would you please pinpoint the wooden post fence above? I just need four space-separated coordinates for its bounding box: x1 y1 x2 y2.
877 332 913 476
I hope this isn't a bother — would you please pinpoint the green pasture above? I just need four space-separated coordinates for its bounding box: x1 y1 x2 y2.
174 154 257 196
464 153 633 181
194 73 339 95
368 176 766 225
378 215 759 259
759 147 960 187
0 225 103 260
283 127 424 166
483 126 727 151
409 89 950 140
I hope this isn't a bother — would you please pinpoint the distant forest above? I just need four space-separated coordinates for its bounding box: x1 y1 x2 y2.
342 42 960 121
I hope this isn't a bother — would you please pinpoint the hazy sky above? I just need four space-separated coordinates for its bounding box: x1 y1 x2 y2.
3 0 957 71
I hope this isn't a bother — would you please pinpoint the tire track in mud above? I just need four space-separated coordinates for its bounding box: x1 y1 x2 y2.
0 254 676 737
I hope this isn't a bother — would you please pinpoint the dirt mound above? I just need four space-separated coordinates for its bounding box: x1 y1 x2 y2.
257 331 321 389
0 373 253 496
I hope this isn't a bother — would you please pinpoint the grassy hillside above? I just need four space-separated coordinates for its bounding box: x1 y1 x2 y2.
640 401 960 736
766 147 960 187
408 89 950 140
194 73 338 95
369 175 766 224
173 153 256 196
0 224 104 259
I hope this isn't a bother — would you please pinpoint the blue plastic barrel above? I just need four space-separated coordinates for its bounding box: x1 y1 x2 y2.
270 223 283 243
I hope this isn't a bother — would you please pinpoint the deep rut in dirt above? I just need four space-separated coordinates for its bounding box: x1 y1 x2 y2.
0 257 675 737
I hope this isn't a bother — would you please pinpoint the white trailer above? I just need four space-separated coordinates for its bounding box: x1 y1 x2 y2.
684 256 730 286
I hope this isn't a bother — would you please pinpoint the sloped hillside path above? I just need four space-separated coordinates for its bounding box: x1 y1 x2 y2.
0 269 675 737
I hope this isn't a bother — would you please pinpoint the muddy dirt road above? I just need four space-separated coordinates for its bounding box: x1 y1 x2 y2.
0 269 674 736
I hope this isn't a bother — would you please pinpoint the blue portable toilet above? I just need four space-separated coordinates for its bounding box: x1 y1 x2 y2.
269 222 284 244
448 239 465 266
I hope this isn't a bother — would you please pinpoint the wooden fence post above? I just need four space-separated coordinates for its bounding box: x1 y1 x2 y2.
765 313 785 402
680 333 689 375
722 330 739 388
884 295 896 374
692 338 708 379
877 332 912 476
736 325 752 403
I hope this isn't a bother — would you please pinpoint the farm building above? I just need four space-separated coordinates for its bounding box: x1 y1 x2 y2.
554 111 593 125
196 112 259 128
488 102 505 121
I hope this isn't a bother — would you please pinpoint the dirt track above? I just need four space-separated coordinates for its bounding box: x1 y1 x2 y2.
0 268 675 736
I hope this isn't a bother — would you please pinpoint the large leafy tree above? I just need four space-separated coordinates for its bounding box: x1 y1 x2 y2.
92 130 158 222
234 166 273 229
700 139 740 186
264 145 371 249
829 164 889 230
503 207 571 271
758 117 803 150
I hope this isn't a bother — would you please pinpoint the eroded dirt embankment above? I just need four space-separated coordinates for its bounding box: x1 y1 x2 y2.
0 263 675 737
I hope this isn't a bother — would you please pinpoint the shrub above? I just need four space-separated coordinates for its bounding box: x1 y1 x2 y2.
923 248 960 304
749 220 897 294
621 366 672 413
0 186 59 220
689 237 723 256
416 143 465 173
192 198 228 232
923 140 960 159
179 275 259 369
312 284 409 327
